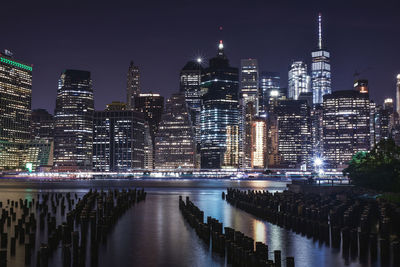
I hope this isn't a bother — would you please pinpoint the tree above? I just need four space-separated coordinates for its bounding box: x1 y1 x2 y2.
343 139 400 192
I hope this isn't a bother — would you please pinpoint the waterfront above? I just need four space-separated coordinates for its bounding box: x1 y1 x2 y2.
0 179 379 266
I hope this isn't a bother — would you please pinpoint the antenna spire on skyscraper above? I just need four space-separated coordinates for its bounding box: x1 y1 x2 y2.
318 13 322 50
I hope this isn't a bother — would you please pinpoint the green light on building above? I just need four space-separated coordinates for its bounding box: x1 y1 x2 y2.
25 163 33 172
0 57 33 71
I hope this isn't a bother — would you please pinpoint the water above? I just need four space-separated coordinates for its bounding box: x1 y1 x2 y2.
0 179 380 267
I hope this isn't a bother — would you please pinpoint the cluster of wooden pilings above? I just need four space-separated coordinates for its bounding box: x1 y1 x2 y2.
0 188 146 267
179 196 294 267
225 188 400 265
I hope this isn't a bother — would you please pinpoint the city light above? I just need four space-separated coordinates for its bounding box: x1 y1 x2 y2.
270 90 279 97
313 157 323 167
196 57 202 63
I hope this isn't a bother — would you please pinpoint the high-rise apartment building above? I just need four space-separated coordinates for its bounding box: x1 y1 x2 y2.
274 100 312 170
323 90 370 170
0 52 33 170
179 60 203 144
93 102 145 172
311 13 331 104
126 61 140 109
251 118 267 169
54 70 94 171
154 93 196 169
259 72 280 115
200 41 239 169
288 61 310 100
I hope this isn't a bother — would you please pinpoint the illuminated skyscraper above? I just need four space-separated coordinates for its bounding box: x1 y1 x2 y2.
54 70 94 171
93 102 145 171
239 59 259 168
0 51 33 170
288 61 310 100
179 60 203 145
134 93 164 168
311 13 331 104
251 119 267 169
259 72 280 115
134 93 164 145
126 61 140 109
397 74 400 116
274 100 312 169
323 90 370 170
200 40 239 169
154 93 196 169
240 59 259 105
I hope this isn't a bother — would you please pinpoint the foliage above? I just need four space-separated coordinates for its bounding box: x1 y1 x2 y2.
343 139 400 192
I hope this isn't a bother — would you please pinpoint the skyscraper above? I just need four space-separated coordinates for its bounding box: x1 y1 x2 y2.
239 59 259 168
134 93 164 144
323 90 370 170
126 61 140 109
54 70 94 171
154 93 196 169
27 109 54 172
397 74 400 116
179 60 203 145
240 59 259 104
251 118 267 169
31 109 54 141
274 100 312 169
259 72 280 115
0 51 33 170
134 93 164 168
93 102 145 171
200 40 240 169
311 13 331 104
288 61 310 100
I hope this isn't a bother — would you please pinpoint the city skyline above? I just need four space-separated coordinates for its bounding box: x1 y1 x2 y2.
2 1 399 112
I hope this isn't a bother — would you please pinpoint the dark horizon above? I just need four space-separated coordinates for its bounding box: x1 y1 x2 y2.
2 0 400 113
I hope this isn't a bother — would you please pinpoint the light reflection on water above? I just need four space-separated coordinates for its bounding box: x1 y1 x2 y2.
0 179 378 267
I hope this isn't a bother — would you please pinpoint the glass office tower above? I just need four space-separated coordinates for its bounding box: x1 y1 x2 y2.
323 90 370 170
288 61 310 100
200 41 239 169
311 13 331 104
54 70 94 171
0 52 33 170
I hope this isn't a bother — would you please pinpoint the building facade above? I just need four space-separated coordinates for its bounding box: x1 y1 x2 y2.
259 72 280 116
200 41 240 169
31 109 54 140
53 70 94 171
126 61 140 109
0 52 33 170
323 90 371 170
179 60 203 145
93 102 145 172
288 61 310 100
251 118 267 169
311 13 331 105
274 99 312 170
154 93 196 169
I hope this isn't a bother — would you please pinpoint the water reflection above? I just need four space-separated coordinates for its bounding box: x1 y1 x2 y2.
0 179 379 267
252 219 267 244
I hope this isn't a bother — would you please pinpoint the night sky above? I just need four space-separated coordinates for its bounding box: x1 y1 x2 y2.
2 0 400 112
